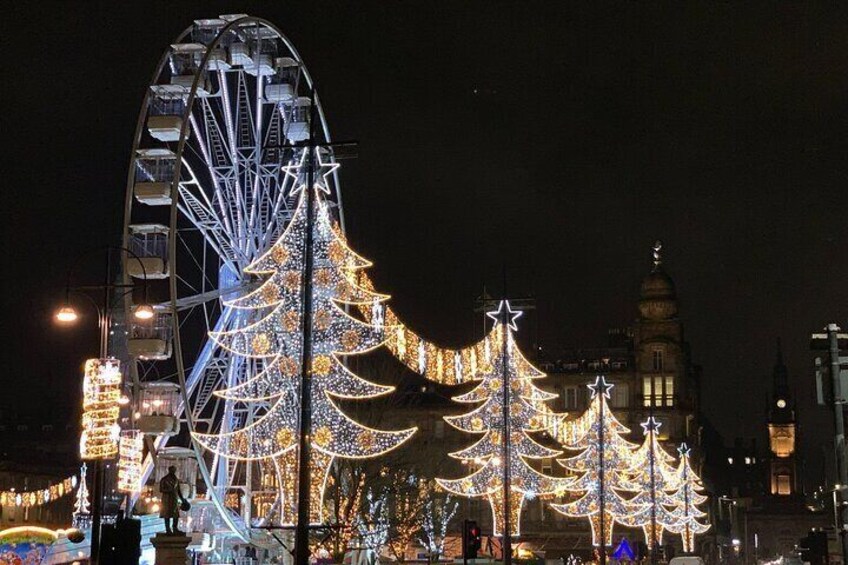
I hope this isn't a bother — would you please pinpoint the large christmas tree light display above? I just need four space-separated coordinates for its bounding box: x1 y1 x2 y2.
192 153 415 525
615 417 679 548
436 301 572 537
550 377 645 547
664 443 709 553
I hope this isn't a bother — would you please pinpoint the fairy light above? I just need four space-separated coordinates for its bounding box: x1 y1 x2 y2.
117 430 144 494
191 177 415 525
550 377 645 547
436 315 572 537
80 358 122 460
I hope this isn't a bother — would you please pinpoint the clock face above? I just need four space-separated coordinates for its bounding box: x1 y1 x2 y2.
776 399 786 409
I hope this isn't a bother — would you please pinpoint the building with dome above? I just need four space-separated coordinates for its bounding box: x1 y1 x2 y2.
539 241 702 447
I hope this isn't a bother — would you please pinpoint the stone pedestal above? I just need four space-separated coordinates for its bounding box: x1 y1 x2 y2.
150 533 191 565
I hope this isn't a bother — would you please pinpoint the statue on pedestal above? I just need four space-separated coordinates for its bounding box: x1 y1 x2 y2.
159 466 188 535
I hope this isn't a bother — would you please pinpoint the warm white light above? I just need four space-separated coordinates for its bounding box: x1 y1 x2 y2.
776 398 786 408
133 304 155 320
56 306 79 323
118 395 130 406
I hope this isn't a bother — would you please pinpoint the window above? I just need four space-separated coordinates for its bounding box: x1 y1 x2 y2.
776 474 791 495
727 457 734 465
664 376 674 406
642 376 674 407
563 386 578 410
652 349 664 372
542 458 552 474
611 383 629 408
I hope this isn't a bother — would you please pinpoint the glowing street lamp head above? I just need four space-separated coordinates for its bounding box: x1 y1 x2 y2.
55 305 79 324
133 303 155 321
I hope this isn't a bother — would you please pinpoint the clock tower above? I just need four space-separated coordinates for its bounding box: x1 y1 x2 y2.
766 340 798 496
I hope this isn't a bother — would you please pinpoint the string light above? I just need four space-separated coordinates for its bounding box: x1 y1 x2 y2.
80 358 122 460
436 312 572 537
191 175 415 525
0 475 77 509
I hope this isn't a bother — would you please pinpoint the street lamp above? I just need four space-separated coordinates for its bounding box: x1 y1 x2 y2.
54 245 153 565
55 305 79 323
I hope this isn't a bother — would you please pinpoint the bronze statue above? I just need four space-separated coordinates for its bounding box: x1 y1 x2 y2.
159 466 185 535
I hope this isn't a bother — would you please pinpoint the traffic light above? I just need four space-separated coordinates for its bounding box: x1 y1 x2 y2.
463 520 482 560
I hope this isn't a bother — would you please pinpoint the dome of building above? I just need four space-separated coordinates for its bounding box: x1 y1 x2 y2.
638 241 678 320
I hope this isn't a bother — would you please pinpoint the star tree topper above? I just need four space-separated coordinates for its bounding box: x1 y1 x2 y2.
282 148 340 196
641 416 662 436
587 375 614 399
486 300 523 331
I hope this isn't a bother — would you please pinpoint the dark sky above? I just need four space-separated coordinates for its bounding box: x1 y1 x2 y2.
1 2 845 483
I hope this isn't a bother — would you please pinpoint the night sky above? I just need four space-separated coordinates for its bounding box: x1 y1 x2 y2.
1 2 845 483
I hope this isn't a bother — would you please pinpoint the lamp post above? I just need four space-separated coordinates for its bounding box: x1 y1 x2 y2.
810 324 848 565
55 245 152 565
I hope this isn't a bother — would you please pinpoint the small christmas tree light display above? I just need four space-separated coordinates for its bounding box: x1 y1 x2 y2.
664 443 709 553
550 377 645 547
72 463 92 530
436 301 572 537
615 417 679 548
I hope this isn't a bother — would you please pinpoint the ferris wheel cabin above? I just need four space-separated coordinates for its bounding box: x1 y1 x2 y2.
147 88 188 142
133 149 175 206
136 382 181 436
169 43 213 96
126 224 169 279
127 309 173 361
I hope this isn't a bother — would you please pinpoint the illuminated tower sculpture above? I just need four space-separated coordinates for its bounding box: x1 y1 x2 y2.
192 159 415 524
766 340 797 496
436 301 572 538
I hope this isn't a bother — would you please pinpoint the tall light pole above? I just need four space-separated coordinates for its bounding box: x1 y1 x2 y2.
55 245 152 565
811 323 848 565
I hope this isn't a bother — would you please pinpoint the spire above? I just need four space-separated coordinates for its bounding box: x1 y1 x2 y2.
772 337 789 400
652 240 663 272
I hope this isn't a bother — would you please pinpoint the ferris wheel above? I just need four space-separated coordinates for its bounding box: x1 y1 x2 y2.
120 14 342 543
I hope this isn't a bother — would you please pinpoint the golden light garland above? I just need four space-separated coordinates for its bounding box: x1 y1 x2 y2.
80 358 122 460
0 475 77 508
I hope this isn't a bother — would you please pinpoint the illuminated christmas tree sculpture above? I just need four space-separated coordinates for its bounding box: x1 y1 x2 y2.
550 377 644 547
437 301 572 537
615 417 679 548
664 443 709 553
193 154 415 524
72 463 92 530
